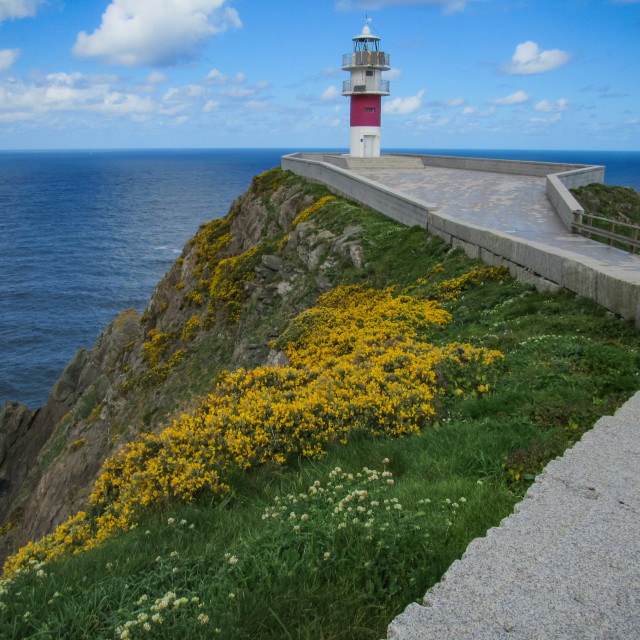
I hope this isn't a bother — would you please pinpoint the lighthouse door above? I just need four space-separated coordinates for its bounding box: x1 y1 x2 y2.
363 135 376 157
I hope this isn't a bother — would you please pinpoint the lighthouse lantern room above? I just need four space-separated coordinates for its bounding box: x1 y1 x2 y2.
342 23 390 158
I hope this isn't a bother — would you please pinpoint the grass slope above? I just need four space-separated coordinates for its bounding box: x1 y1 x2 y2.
571 183 640 224
1 171 639 639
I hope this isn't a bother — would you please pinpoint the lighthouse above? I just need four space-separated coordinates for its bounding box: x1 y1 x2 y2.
342 23 391 158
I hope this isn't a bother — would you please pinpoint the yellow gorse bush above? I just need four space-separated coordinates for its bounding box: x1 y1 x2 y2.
181 316 201 341
421 265 510 301
206 246 260 324
291 196 335 230
142 329 174 368
3 281 502 578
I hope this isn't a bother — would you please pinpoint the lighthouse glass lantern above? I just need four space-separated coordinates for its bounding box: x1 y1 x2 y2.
342 24 390 158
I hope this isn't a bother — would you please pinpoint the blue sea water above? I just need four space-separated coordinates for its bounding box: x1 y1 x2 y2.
1 148 639 408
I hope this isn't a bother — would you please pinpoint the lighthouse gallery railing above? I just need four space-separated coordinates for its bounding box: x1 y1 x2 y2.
342 80 390 94
342 52 390 68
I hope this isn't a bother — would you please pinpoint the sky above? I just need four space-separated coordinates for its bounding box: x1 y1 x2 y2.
0 0 638 150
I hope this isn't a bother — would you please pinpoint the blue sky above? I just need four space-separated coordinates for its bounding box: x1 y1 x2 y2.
0 0 638 150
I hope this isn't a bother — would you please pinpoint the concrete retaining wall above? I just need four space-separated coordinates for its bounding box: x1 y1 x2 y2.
415 154 594 178
545 166 606 230
300 152 597 178
281 153 639 327
282 153 438 228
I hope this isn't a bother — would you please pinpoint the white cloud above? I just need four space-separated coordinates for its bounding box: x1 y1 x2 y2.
72 0 242 67
383 68 403 80
214 81 270 99
530 113 563 124
0 48 20 71
462 106 476 114
205 68 247 85
488 90 531 105
503 41 571 75
147 71 168 84
0 0 41 24
335 0 485 15
535 98 569 112
158 83 208 115
443 97 465 107
203 99 219 112
46 72 83 86
625 118 639 124
320 85 339 101
383 89 425 115
0 72 156 118
0 110 32 122
216 86 256 99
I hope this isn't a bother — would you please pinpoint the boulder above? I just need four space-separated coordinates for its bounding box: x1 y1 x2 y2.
262 254 284 271
266 350 290 368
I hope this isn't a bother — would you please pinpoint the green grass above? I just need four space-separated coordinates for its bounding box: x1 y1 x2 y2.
2 176 639 639
571 183 640 252
0 432 518 640
572 183 640 224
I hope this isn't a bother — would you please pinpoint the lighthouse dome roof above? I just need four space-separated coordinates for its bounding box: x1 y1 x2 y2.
353 24 380 41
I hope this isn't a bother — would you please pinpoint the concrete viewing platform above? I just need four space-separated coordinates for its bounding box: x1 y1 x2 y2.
352 164 640 280
281 152 640 327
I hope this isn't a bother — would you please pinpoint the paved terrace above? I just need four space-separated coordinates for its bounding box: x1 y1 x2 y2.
280 153 640 639
353 164 640 283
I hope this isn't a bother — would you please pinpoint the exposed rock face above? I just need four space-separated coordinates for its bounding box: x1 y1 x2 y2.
50 349 90 404
0 307 143 560
0 170 366 565
0 402 36 478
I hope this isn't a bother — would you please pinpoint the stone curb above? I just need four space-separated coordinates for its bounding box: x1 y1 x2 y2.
386 391 640 640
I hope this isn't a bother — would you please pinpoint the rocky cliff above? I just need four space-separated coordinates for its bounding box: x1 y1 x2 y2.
0 168 365 562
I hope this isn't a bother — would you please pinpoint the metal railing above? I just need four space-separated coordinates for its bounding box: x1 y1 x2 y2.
342 52 390 68
342 80 390 94
573 212 640 254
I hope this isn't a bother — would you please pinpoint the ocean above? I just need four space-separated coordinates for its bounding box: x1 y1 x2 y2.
1 148 639 408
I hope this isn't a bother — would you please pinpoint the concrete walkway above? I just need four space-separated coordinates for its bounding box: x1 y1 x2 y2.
353 166 640 285
388 391 640 640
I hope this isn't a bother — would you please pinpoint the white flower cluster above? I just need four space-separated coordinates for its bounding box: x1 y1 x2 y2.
116 590 207 638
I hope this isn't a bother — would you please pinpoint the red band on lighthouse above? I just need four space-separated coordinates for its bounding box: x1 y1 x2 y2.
350 95 382 127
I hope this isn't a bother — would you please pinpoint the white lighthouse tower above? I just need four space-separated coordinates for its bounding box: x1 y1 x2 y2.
342 23 391 158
